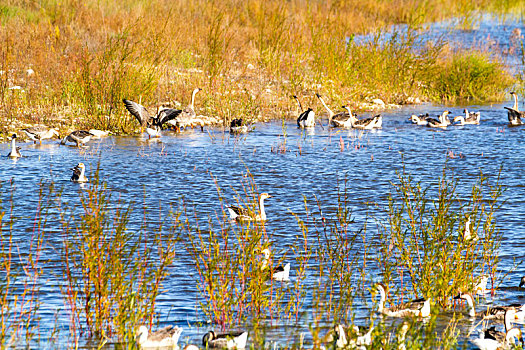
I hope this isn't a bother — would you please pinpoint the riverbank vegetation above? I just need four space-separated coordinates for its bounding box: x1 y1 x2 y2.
0 0 523 137
0 163 505 348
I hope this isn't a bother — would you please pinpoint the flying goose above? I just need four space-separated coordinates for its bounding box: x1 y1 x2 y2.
315 93 352 128
375 283 431 318
426 111 451 128
21 125 59 144
471 309 523 350
261 248 290 281
342 105 380 130
7 134 21 159
202 330 248 349
410 113 429 126
230 118 248 134
136 325 183 349
71 163 88 183
227 193 271 222
505 92 524 126
122 99 181 138
293 95 316 128
454 292 525 320
61 130 94 147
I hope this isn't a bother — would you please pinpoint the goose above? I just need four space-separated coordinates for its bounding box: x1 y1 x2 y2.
88 129 110 138
520 276 525 288
227 193 271 222
471 309 523 350
462 216 479 242
136 325 183 349
7 134 21 159
70 163 88 183
325 324 373 348
170 88 202 131
342 106 380 130
504 92 524 126
374 283 431 318
261 248 290 281
293 95 316 128
454 292 525 320
474 275 489 295
426 111 450 128
229 118 248 134
202 330 248 349
316 93 351 128
123 99 181 138
21 125 59 144
410 114 429 126
61 130 94 147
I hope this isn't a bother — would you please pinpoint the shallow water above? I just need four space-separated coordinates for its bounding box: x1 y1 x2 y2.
2 101 525 348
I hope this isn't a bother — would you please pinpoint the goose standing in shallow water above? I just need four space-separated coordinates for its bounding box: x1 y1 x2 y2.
229 118 248 134
316 93 351 128
374 283 431 318
136 325 183 349
342 105 380 130
122 99 181 138
294 95 316 128
61 130 94 147
170 88 202 131
227 193 271 222
202 330 248 349
454 292 525 320
261 248 290 281
7 134 21 159
505 91 525 126
22 125 59 144
71 163 88 183
471 309 523 350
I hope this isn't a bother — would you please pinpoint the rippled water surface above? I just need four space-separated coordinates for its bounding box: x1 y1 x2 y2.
2 100 525 348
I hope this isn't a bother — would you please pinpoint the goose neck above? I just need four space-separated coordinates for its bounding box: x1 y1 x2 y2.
513 93 519 111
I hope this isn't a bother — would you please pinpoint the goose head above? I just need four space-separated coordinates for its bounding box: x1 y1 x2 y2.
519 276 525 288
259 193 272 201
136 326 149 344
261 248 271 260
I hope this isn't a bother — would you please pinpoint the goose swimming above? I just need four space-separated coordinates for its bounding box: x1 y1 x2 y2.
471 309 523 350
520 276 525 288
7 134 21 159
410 113 429 126
123 99 181 138
230 118 248 134
261 248 290 281
169 88 202 131
61 130 94 147
504 92 524 126
454 109 480 125
316 93 351 128
427 111 451 128
22 125 59 144
294 95 316 128
202 330 248 349
374 283 431 318
71 163 88 183
454 292 525 320
227 193 271 222
342 106 380 130
136 325 183 349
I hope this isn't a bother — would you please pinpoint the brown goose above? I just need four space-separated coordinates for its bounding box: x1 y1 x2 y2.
504 92 525 125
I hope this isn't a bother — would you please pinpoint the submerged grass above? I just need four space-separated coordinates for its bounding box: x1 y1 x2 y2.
0 0 520 138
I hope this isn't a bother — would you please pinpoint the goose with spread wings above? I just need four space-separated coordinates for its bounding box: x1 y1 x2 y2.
122 99 181 138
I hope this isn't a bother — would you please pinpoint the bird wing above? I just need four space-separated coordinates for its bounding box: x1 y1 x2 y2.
228 205 249 217
122 99 152 126
71 130 93 138
484 326 504 342
157 108 182 126
148 325 175 341
354 117 376 126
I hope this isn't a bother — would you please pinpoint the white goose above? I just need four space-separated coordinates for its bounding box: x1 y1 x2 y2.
136 325 183 349
410 113 429 126
70 163 88 183
427 111 451 128
454 292 525 320
471 309 523 350
316 93 352 128
375 284 431 318
454 109 480 125
227 193 271 222
462 216 479 242
293 95 316 128
7 134 21 159
202 330 248 349
261 248 290 281
504 92 524 126
326 324 373 348
342 105 380 130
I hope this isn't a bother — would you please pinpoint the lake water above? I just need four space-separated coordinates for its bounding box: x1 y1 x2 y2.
2 100 525 348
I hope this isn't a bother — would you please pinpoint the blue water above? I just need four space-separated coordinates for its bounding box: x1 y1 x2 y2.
2 100 525 348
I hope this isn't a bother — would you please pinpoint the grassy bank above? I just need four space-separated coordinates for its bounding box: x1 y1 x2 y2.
0 0 522 137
